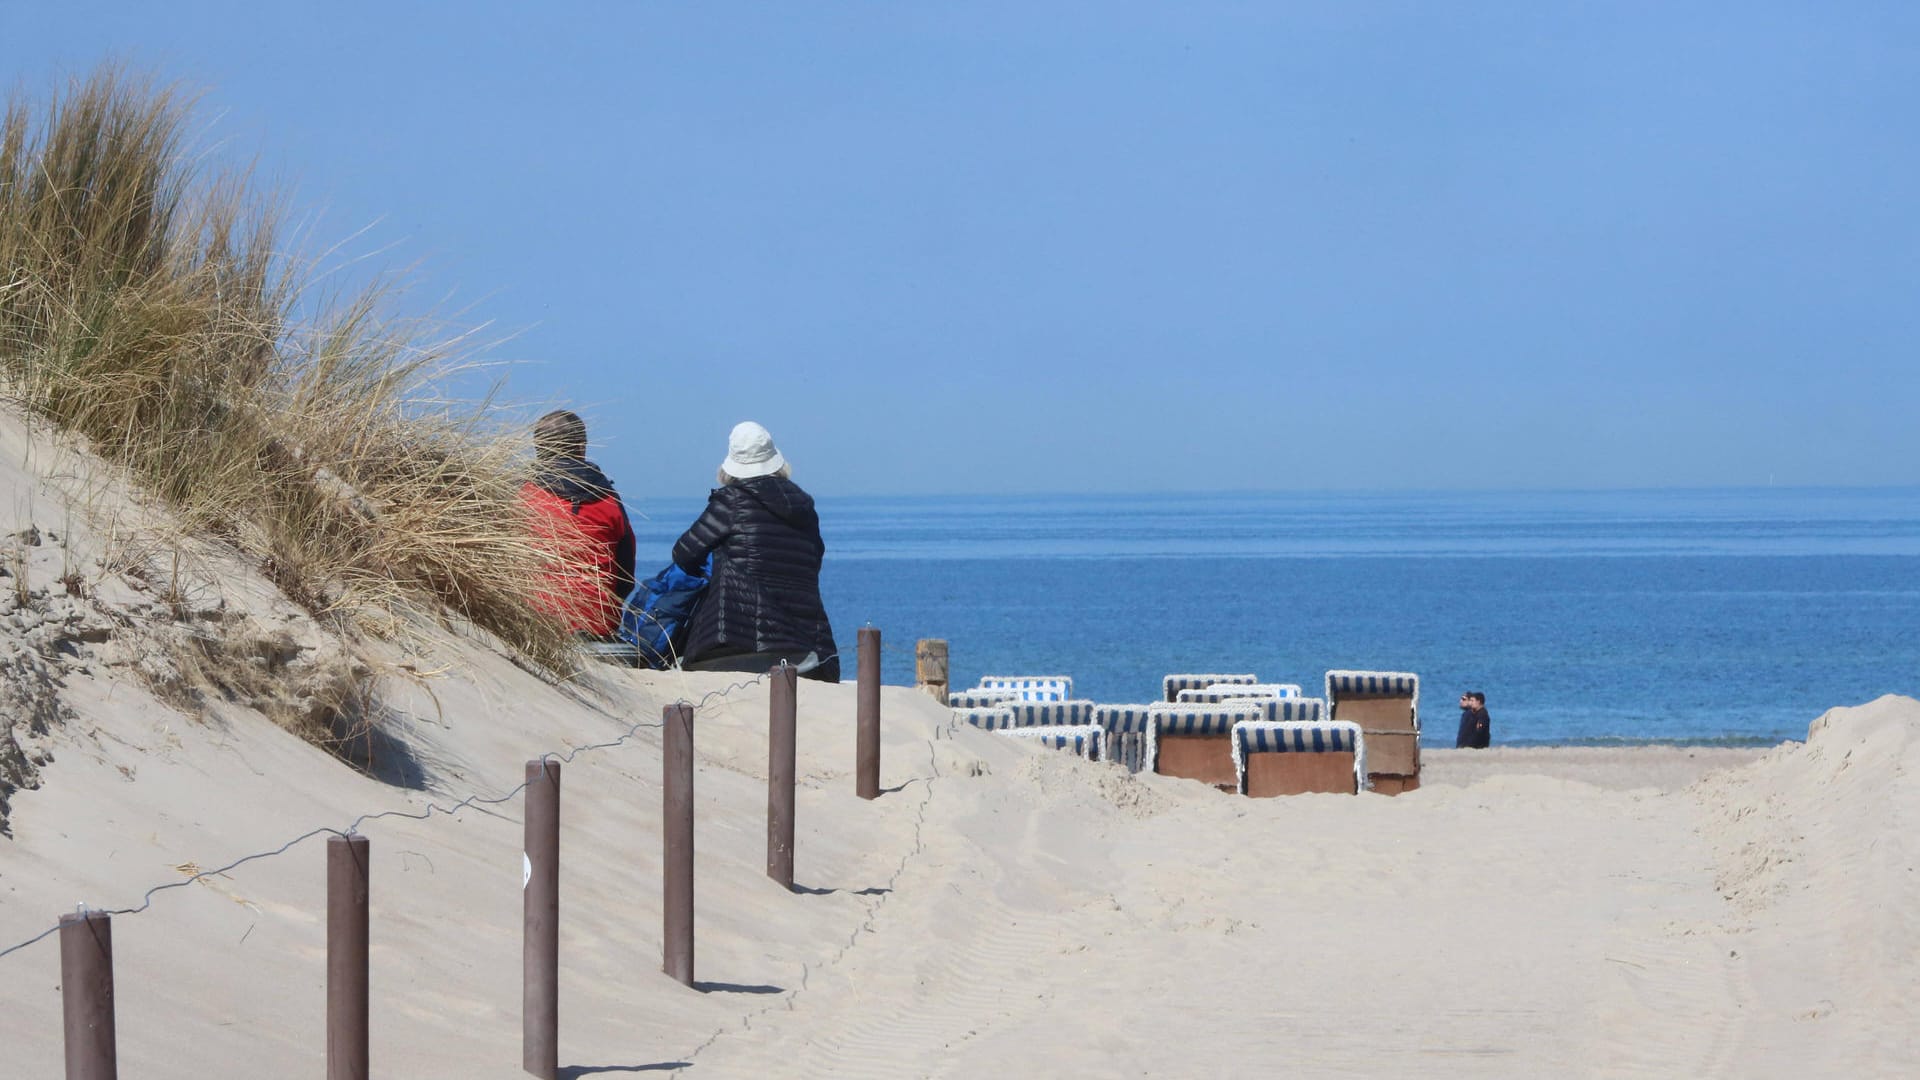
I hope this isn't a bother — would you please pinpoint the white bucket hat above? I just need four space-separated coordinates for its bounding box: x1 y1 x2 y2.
721 421 787 479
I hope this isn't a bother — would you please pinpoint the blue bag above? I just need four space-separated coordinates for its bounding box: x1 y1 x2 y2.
619 557 711 669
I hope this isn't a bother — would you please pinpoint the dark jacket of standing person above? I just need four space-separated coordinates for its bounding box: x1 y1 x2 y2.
522 410 637 638
672 422 840 682
1456 693 1492 749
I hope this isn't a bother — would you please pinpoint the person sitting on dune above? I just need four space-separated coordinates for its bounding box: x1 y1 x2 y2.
522 409 636 639
671 421 839 681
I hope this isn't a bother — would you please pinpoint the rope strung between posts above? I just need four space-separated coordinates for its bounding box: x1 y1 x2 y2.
0 652 837 965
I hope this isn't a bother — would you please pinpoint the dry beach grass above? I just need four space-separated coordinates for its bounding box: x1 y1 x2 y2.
0 66 586 802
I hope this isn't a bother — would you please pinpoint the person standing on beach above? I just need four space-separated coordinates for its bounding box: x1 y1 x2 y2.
522 409 637 639
1456 691 1492 748
671 421 840 681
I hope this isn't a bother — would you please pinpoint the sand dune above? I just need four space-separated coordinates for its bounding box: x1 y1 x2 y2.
0 414 1915 1076
5 653 1916 1076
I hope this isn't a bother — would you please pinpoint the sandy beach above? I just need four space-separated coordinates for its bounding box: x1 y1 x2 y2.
2 626 1914 1077
0 398 1911 1079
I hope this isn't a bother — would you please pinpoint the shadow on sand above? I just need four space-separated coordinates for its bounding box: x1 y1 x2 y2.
693 981 784 995
790 884 891 897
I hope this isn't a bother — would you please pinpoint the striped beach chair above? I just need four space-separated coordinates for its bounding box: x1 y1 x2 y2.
977 675 1074 701
999 724 1104 761
1147 702 1275 787
1177 696 1324 725
1325 670 1421 794
954 701 1099 731
1232 719 1366 796
948 688 1026 709
999 700 1100 728
1162 673 1259 702
1175 683 1304 704
1325 671 1421 703
1093 704 1158 773
1254 696 1326 724
952 706 1017 731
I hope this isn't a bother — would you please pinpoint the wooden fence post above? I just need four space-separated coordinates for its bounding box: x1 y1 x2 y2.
59 909 116 1080
856 627 881 800
915 639 949 702
327 833 370 1080
768 664 798 889
523 759 561 1078
663 703 695 987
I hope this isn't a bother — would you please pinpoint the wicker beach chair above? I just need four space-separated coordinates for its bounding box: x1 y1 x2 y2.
998 724 1104 762
999 700 1100 728
952 706 1018 730
953 701 1096 729
1324 670 1421 794
1175 683 1303 704
1161 673 1259 702
948 688 1026 709
976 675 1074 701
1232 716 1364 796
1093 705 1157 774
1147 702 1275 789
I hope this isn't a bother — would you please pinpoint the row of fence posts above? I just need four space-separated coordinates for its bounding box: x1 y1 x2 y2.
52 626 942 1080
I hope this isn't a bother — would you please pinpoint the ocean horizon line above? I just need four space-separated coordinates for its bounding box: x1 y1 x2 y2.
625 482 1920 504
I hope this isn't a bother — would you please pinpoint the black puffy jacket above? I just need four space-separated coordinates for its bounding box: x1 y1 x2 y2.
672 476 839 680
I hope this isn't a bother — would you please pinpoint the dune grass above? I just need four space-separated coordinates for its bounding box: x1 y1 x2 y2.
0 66 586 736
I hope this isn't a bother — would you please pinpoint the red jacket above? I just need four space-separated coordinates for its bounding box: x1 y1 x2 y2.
522 458 636 637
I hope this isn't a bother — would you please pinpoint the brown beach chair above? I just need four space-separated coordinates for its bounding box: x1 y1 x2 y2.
1324 670 1421 794
1147 702 1273 790
1232 711 1363 797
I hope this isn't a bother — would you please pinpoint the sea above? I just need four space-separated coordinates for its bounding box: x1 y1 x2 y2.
629 487 1920 747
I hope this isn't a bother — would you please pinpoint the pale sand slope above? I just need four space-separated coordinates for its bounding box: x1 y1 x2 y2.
3 624 1916 1079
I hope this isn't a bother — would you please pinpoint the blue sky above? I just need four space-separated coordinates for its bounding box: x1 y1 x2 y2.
6 2 1918 498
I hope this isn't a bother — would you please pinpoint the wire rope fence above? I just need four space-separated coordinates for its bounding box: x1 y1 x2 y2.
0 629 929 1079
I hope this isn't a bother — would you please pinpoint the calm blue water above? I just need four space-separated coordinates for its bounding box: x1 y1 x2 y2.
630 488 1920 747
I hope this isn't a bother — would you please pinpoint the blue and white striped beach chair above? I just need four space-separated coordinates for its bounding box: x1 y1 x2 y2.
1254 697 1326 724
977 675 1074 701
999 724 1104 761
1092 704 1158 773
1147 702 1276 783
999 700 1100 728
1175 683 1304 704
1323 671 1421 736
1324 670 1421 709
1176 696 1326 725
1231 719 1366 795
952 706 1017 731
1324 670 1422 790
1161 673 1259 702
948 688 1026 709
1148 701 1276 735
954 701 1100 731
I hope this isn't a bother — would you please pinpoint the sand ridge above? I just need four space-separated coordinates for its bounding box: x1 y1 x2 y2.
5 658 1915 1075
0 407 1916 1075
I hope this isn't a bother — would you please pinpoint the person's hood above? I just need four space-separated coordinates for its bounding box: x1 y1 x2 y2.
533 457 619 506
735 474 814 525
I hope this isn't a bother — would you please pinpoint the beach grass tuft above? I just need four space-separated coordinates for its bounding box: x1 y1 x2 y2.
0 65 586 747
